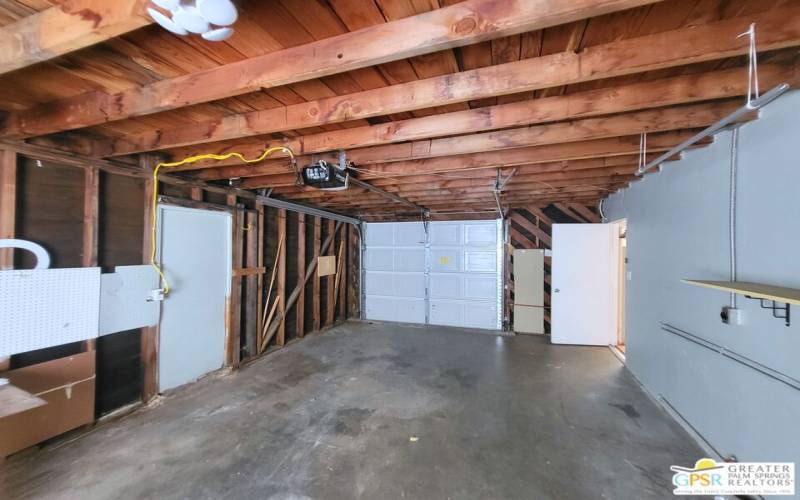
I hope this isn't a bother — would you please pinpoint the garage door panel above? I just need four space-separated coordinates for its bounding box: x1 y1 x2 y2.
430 273 460 299
465 223 497 247
366 224 394 246
430 248 460 272
365 221 501 330
395 249 425 271
365 248 393 271
366 296 426 323
464 302 499 329
464 276 496 300
395 223 426 246
430 223 461 246
465 251 496 273
430 300 498 329
366 271 425 297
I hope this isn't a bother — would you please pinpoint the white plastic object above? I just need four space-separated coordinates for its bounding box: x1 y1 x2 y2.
202 27 234 41
0 239 50 269
147 8 189 35
151 0 180 10
172 6 210 34
197 0 238 26
147 288 166 302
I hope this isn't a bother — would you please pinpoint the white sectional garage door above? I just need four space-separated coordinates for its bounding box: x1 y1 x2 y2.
364 220 502 330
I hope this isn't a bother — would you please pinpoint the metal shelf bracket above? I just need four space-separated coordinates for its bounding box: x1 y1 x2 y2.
745 295 791 327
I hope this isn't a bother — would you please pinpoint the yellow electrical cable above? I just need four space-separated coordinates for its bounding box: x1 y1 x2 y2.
150 146 295 295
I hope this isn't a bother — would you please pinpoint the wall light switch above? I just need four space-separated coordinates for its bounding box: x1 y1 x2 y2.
626 271 632 281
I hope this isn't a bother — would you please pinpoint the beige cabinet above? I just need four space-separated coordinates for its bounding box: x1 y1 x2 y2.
513 249 544 334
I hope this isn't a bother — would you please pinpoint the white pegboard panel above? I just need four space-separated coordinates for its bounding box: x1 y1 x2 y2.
0 268 100 357
99 265 159 336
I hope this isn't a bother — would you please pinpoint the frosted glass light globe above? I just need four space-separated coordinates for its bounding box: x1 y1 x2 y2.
198 0 238 26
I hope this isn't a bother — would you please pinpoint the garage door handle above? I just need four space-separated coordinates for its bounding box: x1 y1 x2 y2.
553 288 560 293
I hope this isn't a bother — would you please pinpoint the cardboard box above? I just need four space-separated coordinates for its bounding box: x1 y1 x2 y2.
0 351 95 457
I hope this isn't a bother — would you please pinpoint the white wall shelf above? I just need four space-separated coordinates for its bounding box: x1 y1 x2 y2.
682 280 800 326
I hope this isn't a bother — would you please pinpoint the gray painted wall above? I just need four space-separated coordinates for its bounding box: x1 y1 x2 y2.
604 90 800 465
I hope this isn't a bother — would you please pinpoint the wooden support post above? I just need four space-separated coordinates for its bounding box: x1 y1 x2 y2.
227 195 243 366
276 209 286 346
140 154 159 400
0 149 16 270
326 219 336 327
256 204 264 351
312 217 321 332
0 149 15 371
261 221 342 344
338 228 346 321
82 167 99 268
190 187 203 201
296 213 306 338
82 166 99 351
244 210 258 358
351 224 361 319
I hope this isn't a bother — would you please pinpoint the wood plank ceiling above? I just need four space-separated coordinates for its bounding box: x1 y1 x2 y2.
0 0 798 220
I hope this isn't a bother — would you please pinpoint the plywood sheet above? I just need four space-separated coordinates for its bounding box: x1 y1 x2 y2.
318 255 336 277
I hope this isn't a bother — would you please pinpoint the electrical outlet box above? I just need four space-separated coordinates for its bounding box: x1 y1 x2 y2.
720 306 743 326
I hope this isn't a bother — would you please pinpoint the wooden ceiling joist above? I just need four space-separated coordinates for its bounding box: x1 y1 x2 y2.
242 154 668 190
0 0 662 139
0 0 151 75
145 61 796 163
115 20 798 162
198 130 703 183
273 166 640 198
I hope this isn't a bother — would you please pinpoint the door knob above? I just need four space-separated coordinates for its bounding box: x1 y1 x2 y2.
553 288 560 293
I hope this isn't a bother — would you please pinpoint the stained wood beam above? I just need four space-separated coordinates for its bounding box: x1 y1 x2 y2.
82 167 99 267
103 60 797 158
227 131 702 187
244 210 258 358
510 212 551 247
281 169 634 198
312 217 321 332
238 154 664 189
324 183 626 204
566 203 601 222
296 213 306 339
273 165 638 198
1 0 660 138
0 0 150 76
191 102 733 181
140 154 159 401
0 149 17 269
276 209 287 346
326 219 336 327
320 182 630 208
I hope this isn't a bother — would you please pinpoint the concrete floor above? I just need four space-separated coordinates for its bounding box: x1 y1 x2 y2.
3 321 702 499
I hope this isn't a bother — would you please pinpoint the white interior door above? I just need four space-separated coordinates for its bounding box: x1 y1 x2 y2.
157 205 231 391
551 223 618 345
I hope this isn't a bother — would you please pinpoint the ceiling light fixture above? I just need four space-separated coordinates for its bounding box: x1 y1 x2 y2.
147 0 238 41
